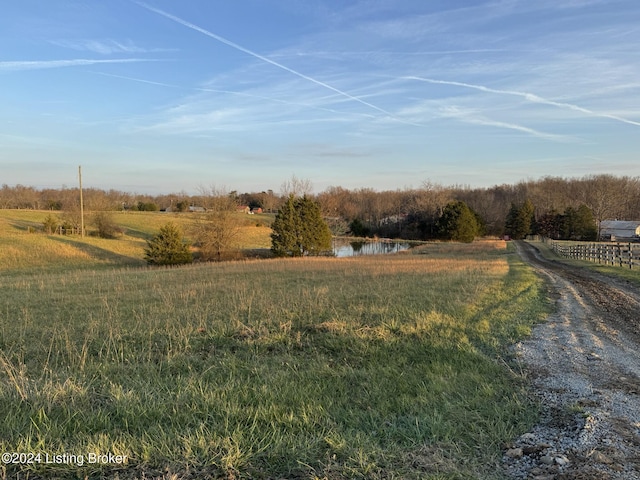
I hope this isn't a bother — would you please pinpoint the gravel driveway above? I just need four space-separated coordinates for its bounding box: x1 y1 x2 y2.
503 241 640 479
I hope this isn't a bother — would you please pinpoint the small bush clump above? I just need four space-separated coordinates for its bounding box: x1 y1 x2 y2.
42 214 58 234
144 222 193 265
91 212 124 239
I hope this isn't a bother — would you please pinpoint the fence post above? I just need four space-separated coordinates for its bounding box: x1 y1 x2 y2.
618 243 622 267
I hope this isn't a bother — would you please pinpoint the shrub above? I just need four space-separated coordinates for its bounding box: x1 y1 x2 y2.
174 200 190 212
91 212 124 239
42 214 58 234
144 223 193 266
349 218 371 237
137 201 159 212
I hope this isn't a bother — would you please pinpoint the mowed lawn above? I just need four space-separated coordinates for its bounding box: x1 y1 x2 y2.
0 211 549 479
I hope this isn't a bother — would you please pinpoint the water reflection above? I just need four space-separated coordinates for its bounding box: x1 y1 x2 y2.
332 239 411 257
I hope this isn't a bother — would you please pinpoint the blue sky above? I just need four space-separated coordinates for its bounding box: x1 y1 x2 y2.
1 0 639 194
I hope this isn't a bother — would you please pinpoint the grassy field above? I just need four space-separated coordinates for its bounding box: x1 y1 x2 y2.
0 209 273 273
0 210 551 479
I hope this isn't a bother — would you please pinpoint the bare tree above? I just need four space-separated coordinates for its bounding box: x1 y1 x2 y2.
261 189 281 213
192 186 244 261
280 174 313 198
60 202 83 235
579 174 628 224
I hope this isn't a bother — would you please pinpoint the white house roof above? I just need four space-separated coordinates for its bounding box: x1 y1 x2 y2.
599 220 640 237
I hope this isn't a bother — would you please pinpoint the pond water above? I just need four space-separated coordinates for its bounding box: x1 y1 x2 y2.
332 239 412 257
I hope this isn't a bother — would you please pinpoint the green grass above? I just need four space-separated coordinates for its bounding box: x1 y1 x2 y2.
0 236 550 479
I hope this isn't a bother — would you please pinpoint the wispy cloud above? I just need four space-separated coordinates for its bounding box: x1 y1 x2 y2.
133 1 420 126
405 76 640 128
0 58 159 72
91 71 379 124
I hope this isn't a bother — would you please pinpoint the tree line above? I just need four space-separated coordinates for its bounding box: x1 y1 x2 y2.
316 175 640 240
3 174 640 242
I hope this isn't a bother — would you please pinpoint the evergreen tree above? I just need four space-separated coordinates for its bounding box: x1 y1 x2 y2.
574 204 598 241
144 222 193 265
271 195 302 257
560 206 577 240
504 199 535 239
536 209 563 239
504 203 520 238
436 201 479 243
471 209 487 237
561 204 597 240
348 218 371 237
520 199 535 236
297 195 332 255
271 195 332 256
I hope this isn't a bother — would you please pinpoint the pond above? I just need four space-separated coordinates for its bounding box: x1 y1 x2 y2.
332 239 412 257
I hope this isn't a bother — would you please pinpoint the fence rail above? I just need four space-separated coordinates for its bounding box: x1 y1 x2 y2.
543 238 639 269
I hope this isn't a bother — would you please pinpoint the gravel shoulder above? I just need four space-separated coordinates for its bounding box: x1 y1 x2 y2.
503 241 640 479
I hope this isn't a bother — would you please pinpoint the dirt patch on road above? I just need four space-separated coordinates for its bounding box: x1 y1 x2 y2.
503 241 640 479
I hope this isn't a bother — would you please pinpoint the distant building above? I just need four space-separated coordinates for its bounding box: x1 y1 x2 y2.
188 206 206 213
380 214 408 225
250 207 263 214
237 205 250 214
599 220 640 241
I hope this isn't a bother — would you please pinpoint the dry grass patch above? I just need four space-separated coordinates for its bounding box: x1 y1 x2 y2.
0 210 272 273
338 255 509 276
230 225 272 250
413 238 507 255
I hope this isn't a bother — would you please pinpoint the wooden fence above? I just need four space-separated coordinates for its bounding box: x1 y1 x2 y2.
543 238 639 269
53 226 83 235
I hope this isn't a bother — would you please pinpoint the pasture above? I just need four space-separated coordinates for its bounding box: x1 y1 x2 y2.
0 210 550 479
0 209 272 273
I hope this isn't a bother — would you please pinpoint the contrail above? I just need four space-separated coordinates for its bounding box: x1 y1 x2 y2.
133 1 418 125
195 87 379 119
91 71 378 120
90 71 179 88
271 49 510 58
440 106 570 141
464 117 569 141
0 58 156 72
405 76 640 127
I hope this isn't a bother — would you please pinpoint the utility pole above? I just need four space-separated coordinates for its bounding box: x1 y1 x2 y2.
79 165 85 237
